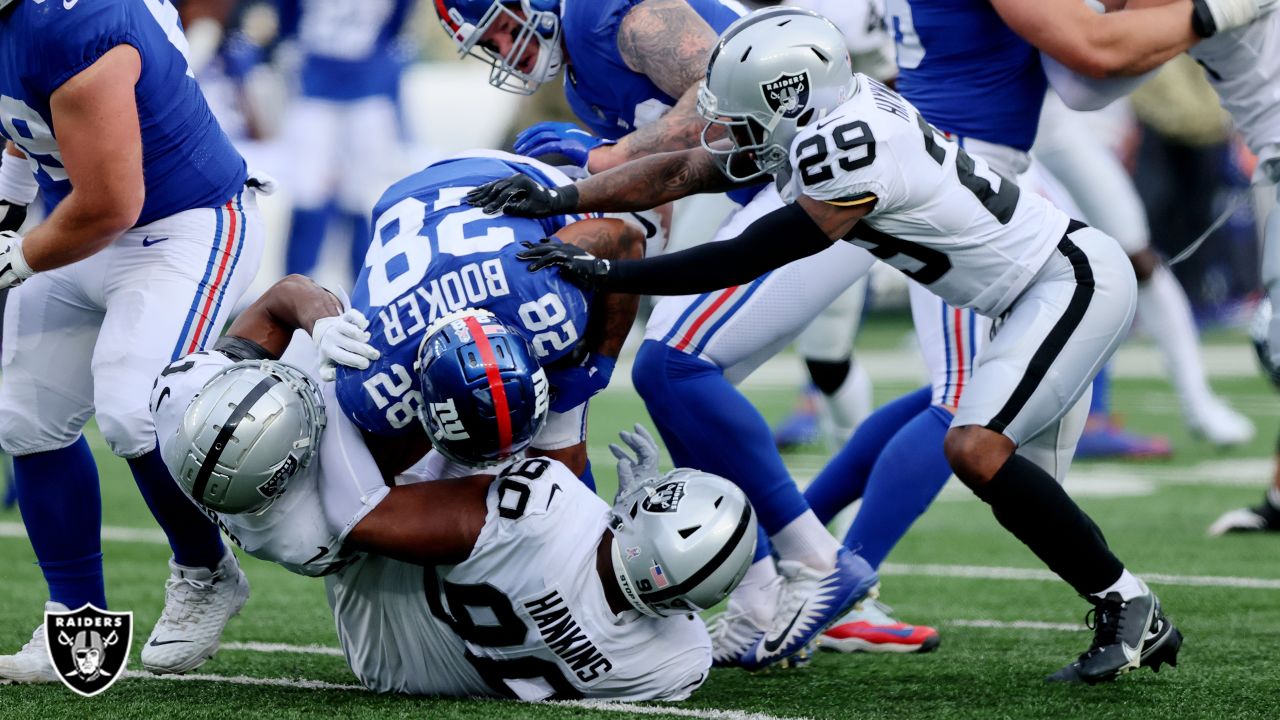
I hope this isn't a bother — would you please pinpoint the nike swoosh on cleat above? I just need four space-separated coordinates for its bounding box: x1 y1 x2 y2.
148 638 193 647
142 236 170 247
762 600 808 654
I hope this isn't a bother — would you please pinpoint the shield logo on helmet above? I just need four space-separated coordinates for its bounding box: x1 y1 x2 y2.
761 71 811 119
44 605 132 697
642 481 687 513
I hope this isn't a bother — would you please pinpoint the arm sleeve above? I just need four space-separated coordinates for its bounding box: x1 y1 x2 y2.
602 202 835 295
1041 53 1154 111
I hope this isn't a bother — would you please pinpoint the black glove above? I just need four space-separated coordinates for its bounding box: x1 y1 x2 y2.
465 174 579 217
0 201 27 233
516 240 611 290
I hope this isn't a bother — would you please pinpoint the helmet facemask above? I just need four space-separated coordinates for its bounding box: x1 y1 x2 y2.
444 1 563 95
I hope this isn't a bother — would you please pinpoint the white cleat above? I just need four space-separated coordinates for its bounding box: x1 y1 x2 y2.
1208 503 1280 536
141 547 249 675
0 602 67 683
1185 396 1255 447
708 597 772 668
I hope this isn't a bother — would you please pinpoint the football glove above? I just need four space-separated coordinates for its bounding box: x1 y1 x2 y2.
0 230 34 290
312 308 381 382
516 239 611 289
0 200 27 233
513 121 615 168
610 423 662 501
545 352 616 413
465 174 578 217
1192 0 1280 36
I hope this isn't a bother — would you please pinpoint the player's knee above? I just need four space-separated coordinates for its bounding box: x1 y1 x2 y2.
1128 248 1159 282
95 406 156 459
944 425 1014 489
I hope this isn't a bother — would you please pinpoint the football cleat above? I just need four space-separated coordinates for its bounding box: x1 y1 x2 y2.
707 591 774 668
0 602 66 683
141 547 249 675
1047 590 1181 684
1184 395 1255 447
1075 415 1171 460
820 597 941 654
1208 496 1280 536
773 387 821 450
742 548 878 671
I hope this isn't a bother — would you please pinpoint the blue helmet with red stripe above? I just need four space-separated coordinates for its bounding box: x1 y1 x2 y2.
433 0 563 94
417 309 550 467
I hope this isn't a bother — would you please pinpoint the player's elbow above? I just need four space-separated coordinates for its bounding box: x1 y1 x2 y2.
1053 44 1125 79
87 184 145 236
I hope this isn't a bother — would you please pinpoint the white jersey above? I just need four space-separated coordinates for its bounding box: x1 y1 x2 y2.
327 455 712 701
1190 13 1280 169
777 75 1071 317
150 338 390 576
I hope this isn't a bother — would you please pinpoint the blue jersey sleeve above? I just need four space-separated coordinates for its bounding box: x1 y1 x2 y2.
31 2 138 97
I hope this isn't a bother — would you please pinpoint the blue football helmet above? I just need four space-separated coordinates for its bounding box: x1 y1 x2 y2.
417 309 550 467
433 0 563 94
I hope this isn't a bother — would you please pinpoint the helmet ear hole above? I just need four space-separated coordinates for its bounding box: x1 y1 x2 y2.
677 525 701 539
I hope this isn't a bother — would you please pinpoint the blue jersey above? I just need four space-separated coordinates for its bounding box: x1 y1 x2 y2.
337 154 594 436
278 0 415 101
0 0 247 226
561 0 744 139
890 0 1046 151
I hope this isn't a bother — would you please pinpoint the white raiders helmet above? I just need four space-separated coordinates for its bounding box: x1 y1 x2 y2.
698 7 856 182
163 360 326 515
609 469 758 617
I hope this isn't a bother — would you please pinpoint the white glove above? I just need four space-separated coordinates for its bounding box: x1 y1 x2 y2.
610 424 662 501
312 309 380 382
0 230 34 290
1198 0 1278 35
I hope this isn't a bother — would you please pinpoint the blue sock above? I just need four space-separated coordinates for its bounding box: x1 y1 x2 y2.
345 211 371 285
843 404 955 568
128 448 224 570
14 437 106 609
1090 365 1111 415
286 206 332 276
805 386 932 524
578 458 596 492
632 341 808 533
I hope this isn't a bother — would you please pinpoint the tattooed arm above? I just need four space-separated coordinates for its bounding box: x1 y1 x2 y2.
576 146 743 212
586 0 721 173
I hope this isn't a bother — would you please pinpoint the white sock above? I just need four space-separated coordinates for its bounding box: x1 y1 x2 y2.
1092 569 1149 602
1136 265 1215 410
770 512 841 573
732 558 781 626
817 359 872 445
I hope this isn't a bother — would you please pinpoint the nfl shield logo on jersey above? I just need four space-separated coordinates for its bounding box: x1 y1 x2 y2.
44 605 132 697
761 71 810 119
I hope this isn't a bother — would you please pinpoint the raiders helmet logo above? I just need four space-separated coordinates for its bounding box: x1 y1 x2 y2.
761 71 811 119
642 481 687 513
45 605 132 697
258 455 297 499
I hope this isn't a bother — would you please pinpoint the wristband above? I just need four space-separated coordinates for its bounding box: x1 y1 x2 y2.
0 153 38 204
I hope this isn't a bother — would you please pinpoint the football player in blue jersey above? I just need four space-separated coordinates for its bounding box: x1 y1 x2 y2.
438 0 938 665
328 151 643 486
0 0 265 681
276 0 416 282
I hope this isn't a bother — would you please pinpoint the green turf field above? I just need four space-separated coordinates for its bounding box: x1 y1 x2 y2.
3 316 1279 719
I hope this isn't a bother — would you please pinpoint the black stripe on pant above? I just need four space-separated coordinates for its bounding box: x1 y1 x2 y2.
986 219 1093 434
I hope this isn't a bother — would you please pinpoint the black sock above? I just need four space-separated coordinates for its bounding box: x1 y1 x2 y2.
805 358 851 396
973 454 1124 596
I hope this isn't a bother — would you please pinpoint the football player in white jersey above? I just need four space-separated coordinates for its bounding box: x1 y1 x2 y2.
152 275 756 699
474 7 1184 683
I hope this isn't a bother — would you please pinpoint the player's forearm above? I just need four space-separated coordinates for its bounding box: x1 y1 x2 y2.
20 188 141 270
588 86 706 174
576 148 737 212
226 274 344 356
346 475 491 566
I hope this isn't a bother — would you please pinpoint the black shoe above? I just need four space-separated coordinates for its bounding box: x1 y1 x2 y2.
1208 494 1280 536
1047 591 1175 684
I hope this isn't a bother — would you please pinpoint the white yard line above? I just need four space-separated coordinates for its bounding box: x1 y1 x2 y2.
0 521 167 544
220 641 344 657
560 700 808 720
947 619 1085 632
881 562 1280 589
128 670 363 691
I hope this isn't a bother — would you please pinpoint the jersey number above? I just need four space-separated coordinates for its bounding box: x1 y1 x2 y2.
796 121 876 186
916 114 1020 225
517 293 579 359
362 362 421 429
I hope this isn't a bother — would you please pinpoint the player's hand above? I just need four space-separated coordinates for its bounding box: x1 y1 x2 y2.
517 240 611 289
0 201 28 233
465 174 579 217
610 423 662 500
0 230 35 290
312 309 381 382
545 353 616 413
1195 0 1279 35
513 122 615 169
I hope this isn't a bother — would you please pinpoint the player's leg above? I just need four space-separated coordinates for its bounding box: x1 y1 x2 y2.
1034 96 1252 446
95 193 264 674
792 279 871 448
338 94 405 284
284 96 341 276
0 269 103 683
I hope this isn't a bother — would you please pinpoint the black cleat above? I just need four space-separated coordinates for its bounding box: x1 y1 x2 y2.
1048 591 1177 684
